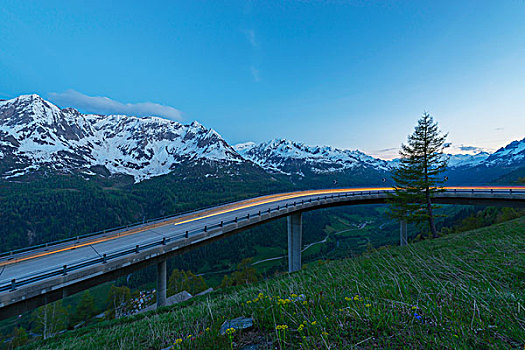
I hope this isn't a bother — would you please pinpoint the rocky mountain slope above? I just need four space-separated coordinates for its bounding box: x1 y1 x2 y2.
441 138 525 184
0 95 244 182
485 138 525 165
234 139 390 176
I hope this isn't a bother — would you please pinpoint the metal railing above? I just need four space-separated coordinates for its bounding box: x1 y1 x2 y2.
0 193 294 259
1 188 523 293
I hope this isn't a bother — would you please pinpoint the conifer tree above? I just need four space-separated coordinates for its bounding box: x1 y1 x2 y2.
72 290 97 324
389 113 448 238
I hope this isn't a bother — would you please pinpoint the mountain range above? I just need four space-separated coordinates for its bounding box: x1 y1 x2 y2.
0 95 243 182
0 94 524 185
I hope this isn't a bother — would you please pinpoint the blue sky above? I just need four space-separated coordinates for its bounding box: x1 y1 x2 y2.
1 1 524 159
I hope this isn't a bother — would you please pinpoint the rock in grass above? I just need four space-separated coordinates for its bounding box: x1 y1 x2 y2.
196 287 213 296
137 291 193 314
240 345 259 350
220 317 253 335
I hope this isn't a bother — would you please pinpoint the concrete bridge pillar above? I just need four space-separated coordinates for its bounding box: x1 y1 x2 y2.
400 219 408 246
156 259 167 308
287 212 303 273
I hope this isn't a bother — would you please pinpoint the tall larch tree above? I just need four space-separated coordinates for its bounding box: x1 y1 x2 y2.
389 113 448 238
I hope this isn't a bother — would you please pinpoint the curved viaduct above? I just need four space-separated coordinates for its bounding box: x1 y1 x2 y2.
0 186 524 319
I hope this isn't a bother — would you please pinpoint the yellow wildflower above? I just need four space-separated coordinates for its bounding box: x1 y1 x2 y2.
365 303 371 308
174 338 182 345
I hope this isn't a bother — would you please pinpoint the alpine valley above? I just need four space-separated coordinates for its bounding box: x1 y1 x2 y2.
0 94 524 253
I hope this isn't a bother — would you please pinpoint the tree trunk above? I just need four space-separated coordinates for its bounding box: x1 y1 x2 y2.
424 141 438 238
425 187 438 238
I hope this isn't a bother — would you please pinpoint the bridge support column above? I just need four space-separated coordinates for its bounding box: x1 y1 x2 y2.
156 259 167 308
287 212 302 273
400 219 407 246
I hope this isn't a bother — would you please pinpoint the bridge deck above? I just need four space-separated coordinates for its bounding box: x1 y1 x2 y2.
0 186 523 318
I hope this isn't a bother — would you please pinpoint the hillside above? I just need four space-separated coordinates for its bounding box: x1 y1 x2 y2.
22 217 525 349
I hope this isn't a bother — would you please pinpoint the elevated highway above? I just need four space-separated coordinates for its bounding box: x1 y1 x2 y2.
0 186 524 319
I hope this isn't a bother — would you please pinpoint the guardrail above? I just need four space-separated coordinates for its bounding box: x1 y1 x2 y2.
0 194 286 259
1 188 523 293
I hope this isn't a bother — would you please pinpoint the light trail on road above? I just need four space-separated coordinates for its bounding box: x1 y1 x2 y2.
1 186 522 267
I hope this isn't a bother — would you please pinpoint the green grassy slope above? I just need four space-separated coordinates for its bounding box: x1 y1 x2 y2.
23 217 525 349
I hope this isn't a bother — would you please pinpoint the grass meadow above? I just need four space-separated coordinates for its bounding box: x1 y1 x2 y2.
25 216 525 349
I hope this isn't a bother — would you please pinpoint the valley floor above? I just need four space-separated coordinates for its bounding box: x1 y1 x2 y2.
22 217 525 349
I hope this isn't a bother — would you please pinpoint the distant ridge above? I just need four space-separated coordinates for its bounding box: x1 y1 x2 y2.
0 94 523 184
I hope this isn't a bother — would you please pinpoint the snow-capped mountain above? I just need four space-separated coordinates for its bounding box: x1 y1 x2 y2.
441 139 525 170
485 138 525 166
234 139 390 176
435 140 525 184
235 137 525 185
387 151 493 169
387 146 524 170
0 94 244 182
445 152 490 168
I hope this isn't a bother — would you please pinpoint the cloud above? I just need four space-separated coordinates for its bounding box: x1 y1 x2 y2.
244 29 257 48
250 66 261 82
48 89 182 120
244 29 261 82
446 144 493 155
458 145 483 152
369 147 400 160
376 147 399 152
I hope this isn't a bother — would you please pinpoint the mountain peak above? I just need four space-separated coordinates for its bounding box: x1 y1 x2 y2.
14 93 44 102
1 93 61 114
